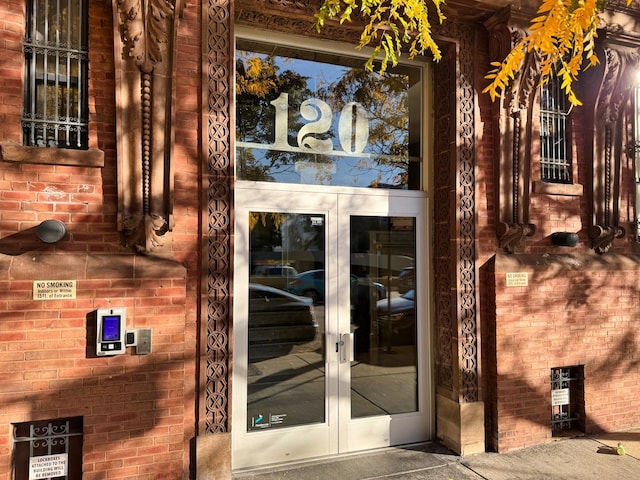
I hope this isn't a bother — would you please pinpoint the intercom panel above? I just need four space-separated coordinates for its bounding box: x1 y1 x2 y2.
96 307 126 356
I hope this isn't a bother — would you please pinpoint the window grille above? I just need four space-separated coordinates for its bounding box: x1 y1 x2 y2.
540 75 572 183
23 0 89 149
551 366 584 434
12 417 83 480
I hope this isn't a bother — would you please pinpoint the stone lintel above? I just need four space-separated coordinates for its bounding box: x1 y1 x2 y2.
493 252 640 274
4 252 185 280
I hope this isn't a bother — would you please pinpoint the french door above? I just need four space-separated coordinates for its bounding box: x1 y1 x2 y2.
232 182 431 470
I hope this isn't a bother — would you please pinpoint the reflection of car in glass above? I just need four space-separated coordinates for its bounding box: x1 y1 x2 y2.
375 289 416 345
250 265 298 289
253 265 298 277
286 269 386 304
397 267 415 294
352 275 387 302
350 253 414 276
248 283 318 360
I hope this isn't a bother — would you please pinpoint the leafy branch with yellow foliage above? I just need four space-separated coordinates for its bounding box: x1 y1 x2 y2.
315 0 446 73
484 0 615 107
315 0 632 106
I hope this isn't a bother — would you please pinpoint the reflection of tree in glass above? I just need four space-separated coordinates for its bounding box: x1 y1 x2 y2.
249 213 324 253
298 216 325 252
249 212 284 250
322 68 410 187
236 54 314 181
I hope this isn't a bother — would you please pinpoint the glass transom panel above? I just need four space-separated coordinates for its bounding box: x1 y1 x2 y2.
236 39 422 189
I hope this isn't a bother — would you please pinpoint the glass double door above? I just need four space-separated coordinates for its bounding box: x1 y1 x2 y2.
232 184 431 469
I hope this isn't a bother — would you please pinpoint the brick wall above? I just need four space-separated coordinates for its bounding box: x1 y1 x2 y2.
0 0 119 247
0 1 25 142
0 1 201 478
484 253 640 452
0 253 188 480
170 4 202 475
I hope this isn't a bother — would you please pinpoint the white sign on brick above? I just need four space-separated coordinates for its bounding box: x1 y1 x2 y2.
29 453 68 480
33 280 77 300
506 272 529 287
552 388 570 406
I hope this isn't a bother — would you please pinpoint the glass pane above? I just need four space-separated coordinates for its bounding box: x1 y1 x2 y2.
247 212 326 431
236 39 422 189
29 0 84 49
350 216 417 418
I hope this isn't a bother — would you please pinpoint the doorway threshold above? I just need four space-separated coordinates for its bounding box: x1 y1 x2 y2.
232 442 468 480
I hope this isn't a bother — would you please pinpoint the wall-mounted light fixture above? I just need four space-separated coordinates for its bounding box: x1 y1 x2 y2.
37 219 67 243
551 232 579 247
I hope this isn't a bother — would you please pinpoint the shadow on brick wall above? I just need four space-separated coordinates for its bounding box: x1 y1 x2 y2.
0 227 61 255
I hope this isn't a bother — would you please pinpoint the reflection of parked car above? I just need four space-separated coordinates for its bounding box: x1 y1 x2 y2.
286 269 324 304
253 265 298 277
286 269 386 304
352 275 387 302
248 283 318 360
397 267 415 294
250 265 298 289
375 289 416 345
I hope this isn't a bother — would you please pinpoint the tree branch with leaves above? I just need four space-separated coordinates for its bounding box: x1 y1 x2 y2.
315 0 632 106
484 0 614 107
315 0 446 72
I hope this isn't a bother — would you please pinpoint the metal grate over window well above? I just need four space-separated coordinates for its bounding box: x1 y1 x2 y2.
551 366 584 433
12 417 83 480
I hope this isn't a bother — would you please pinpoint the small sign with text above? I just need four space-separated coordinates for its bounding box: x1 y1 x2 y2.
506 272 528 287
33 280 77 300
29 453 68 480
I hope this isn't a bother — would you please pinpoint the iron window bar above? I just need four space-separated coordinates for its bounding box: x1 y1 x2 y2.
633 85 640 242
540 75 572 184
13 417 83 480
22 0 88 149
551 367 579 431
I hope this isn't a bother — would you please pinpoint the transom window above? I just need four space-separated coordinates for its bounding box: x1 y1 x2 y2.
23 0 89 149
235 38 423 189
540 74 572 184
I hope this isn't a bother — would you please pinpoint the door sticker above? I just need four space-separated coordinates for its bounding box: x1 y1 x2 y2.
250 413 288 430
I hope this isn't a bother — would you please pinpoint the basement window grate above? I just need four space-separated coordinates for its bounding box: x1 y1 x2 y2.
12 416 83 480
551 366 584 434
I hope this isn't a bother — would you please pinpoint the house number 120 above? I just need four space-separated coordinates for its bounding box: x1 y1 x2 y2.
270 92 369 155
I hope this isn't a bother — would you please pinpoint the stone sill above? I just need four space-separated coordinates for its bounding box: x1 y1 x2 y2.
493 252 640 273
0 142 104 167
532 180 583 196
0 253 186 281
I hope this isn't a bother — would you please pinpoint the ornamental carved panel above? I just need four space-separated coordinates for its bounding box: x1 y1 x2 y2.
112 0 185 253
204 0 233 434
432 21 479 402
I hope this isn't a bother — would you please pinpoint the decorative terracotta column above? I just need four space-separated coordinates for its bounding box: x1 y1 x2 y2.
586 39 638 253
485 7 538 254
112 0 183 253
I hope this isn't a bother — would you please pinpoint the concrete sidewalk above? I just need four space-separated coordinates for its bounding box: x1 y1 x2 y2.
233 430 640 480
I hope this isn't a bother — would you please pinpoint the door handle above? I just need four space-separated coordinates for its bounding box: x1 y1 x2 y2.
339 332 354 363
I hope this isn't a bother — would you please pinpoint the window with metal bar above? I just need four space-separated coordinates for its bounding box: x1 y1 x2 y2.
12 417 83 480
22 0 89 149
551 366 584 435
540 75 572 183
